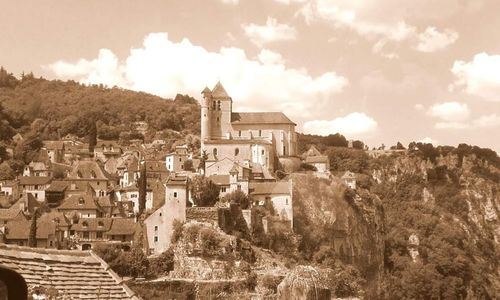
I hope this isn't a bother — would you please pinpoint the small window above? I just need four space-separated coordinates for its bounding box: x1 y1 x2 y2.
49 241 53 247
98 221 104 227
179 157 182 162
261 149 265 155
173 192 178 198
235 148 239 156
221 187 226 193
213 148 218 157
154 225 158 231
238 130 241 137
217 100 221 110
286 198 289 205
34 185 39 190
78 197 85 205
217 117 220 122
97 232 103 239
159 212 162 217
154 236 158 242
258 130 262 137
82 221 88 228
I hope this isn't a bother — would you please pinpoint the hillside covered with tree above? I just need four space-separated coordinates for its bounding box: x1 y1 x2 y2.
0 67 200 142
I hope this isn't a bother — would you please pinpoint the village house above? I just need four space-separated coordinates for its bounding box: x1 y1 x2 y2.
0 180 19 199
304 155 330 173
42 141 65 163
250 180 293 228
66 159 112 197
22 161 52 177
57 194 105 218
144 175 188 255
200 82 297 174
94 140 122 162
342 171 357 189
165 145 189 173
18 176 52 202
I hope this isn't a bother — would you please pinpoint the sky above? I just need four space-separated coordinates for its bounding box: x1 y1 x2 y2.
1 0 499 152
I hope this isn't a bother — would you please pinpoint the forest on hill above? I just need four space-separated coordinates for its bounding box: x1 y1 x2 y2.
0 67 200 142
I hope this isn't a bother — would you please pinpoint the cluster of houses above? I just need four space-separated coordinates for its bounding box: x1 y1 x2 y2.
0 82 304 257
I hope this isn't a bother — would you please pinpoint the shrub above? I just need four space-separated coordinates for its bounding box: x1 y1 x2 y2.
300 162 317 171
149 248 175 276
222 190 250 209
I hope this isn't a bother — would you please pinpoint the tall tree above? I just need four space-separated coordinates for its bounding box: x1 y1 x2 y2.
88 118 97 153
28 209 39 247
138 161 147 215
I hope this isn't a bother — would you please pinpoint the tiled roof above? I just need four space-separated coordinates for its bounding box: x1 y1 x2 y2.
0 199 24 221
342 171 356 179
304 145 322 157
46 180 69 192
204 138 271 145
0 244 138 299
106 218 137 236
97 196 114 208
68 160 109 180
166 175 188 186
305 155 329 164
5 211 68 240
19 176 52 186
58 195 101 211
28 161 50 171
208 175 230 186
211 81 230 98
43 140 64 150
72 218 113 232
231 112 296 125
250 181 292 195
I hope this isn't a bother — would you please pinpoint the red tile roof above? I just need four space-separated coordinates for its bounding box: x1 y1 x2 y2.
58 195 101 211
208 175 230 186
19 176 52 186
305 155 329 164
106 218 137 236
231 112 296 125
250 181 292 195
0 244 138 299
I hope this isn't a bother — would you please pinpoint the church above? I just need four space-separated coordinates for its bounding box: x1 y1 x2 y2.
200 82 297 173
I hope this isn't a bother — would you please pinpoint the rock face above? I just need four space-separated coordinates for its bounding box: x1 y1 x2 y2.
292 174 386 286
277 266 331 300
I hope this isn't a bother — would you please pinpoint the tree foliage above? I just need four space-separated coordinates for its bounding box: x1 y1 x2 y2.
190 176 219 206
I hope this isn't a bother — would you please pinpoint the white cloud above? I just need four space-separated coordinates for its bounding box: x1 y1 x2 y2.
242 17 297 47
298 0 416 42
416 27 458 52
472 114 500 128
46 32 348 126
273 0 307 4
434 122 469 129
451 53 500 102
427 101 470 122
414 103 424 111
48 49 125 87
417 137 438 145
219 0 239 5
257 49 285 65
303 112 378 137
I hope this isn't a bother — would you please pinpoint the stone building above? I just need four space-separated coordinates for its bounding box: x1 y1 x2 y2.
144 175 188 255
200 82 297 173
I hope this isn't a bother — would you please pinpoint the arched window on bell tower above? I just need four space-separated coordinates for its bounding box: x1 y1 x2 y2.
212 101 216 110
217 100 221 110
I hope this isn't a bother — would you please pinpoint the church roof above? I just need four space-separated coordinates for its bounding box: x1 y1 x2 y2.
202 86 211 93
231 112 296 125
211 81 230 98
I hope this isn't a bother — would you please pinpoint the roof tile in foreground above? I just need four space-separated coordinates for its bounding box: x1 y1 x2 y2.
0 244 139 299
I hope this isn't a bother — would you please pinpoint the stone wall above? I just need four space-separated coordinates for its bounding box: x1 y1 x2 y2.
186 207 219 225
